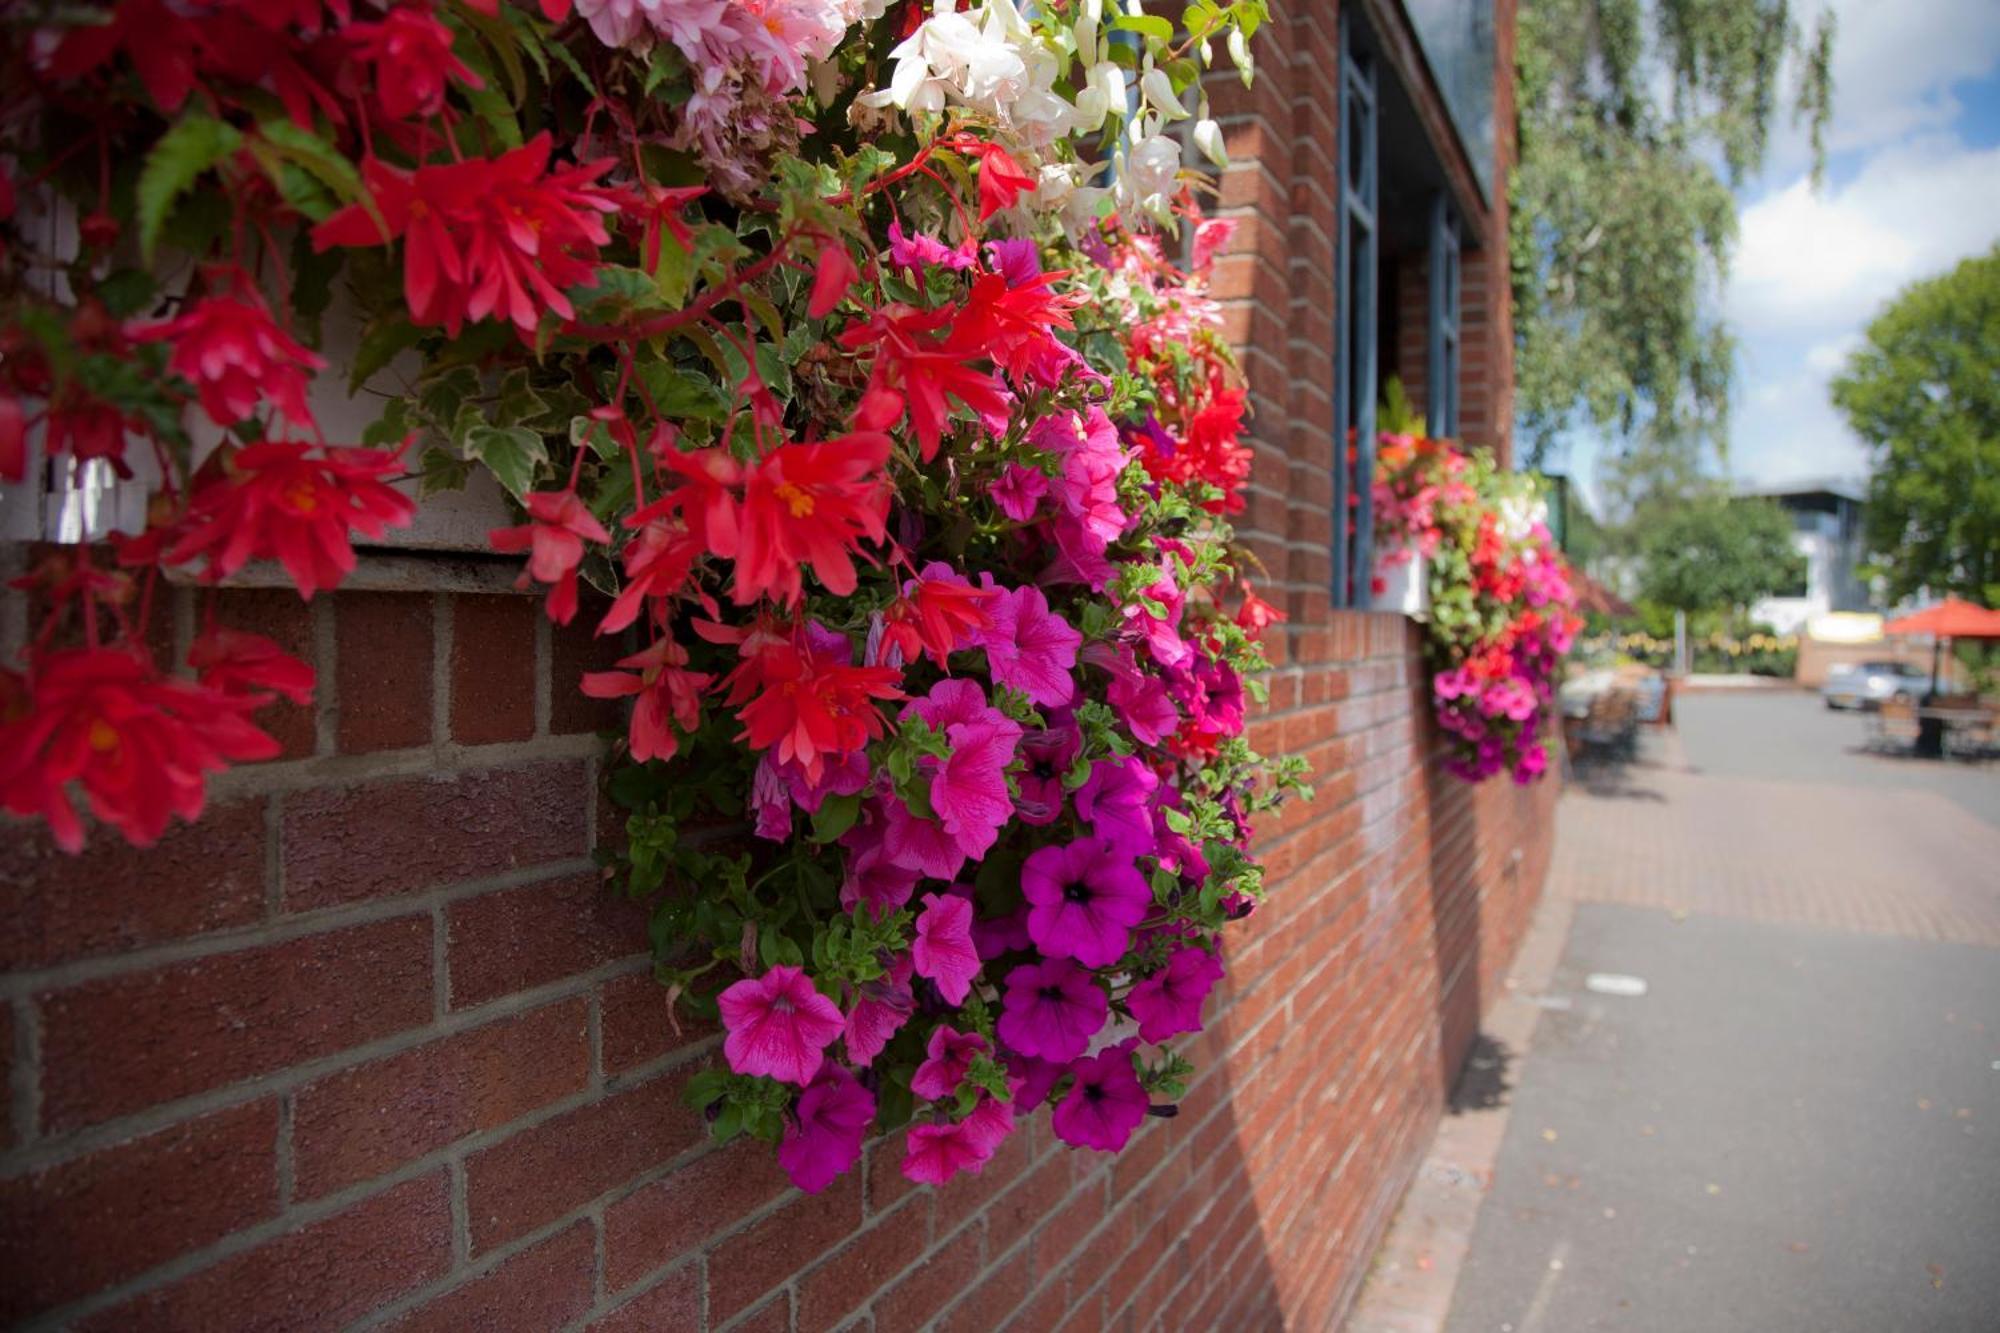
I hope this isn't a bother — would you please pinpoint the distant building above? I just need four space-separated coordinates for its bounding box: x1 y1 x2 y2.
1739 480 1871 634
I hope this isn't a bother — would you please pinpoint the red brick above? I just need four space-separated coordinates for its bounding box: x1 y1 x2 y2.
335 592 433 753
1032 1176 1105 1282
866 1127 920 1219
78 1174 451 1332
599 970 716 1075
447 872 647 1010
465 1066 706 1252
603 1137 791 1291
293 998 590 1198
795 1194 933 1331
550 598 629 736
998 1274 1071 1333
450 595 538 745
0 1101 279 1321
0 797 266 970
213 588 318 758
985 1153 1075 1261
871 1215 984 1331
38 917 433 1132
707 1170 863 1323
731 1292 793 1333
935 1244 1032 1333
588 1263 701 1333
387 1221 595 1333
281 761 587 910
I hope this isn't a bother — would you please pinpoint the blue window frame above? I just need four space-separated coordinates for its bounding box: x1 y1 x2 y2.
1428 193 1461 438
1333 11 1379 607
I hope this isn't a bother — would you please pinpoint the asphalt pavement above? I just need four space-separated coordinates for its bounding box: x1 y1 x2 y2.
1438 692 2000 1333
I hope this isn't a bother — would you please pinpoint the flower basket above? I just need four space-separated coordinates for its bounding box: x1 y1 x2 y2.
1371 547 1430 616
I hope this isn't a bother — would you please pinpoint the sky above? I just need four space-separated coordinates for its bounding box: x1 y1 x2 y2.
1560 0 2000 510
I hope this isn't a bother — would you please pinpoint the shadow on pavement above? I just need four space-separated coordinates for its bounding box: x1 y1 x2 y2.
1446 1032 1513 1115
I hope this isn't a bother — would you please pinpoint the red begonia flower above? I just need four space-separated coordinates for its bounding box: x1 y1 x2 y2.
489 489 612 625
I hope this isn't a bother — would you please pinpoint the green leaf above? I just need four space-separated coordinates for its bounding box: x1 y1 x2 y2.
137 115 241 259
349 315 424 393
257 119 367 212
95 270 157 319
1114 14 1175 42
636 363 729 421
810 793 861 844
463 424 548 498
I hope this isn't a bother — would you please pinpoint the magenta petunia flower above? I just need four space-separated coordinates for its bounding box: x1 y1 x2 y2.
777 1063 876 1193
719 965 847 1086
1107 669 1179 748
844 953 913 1066
912 892 982 1005
1013 713 1080 825
982 583 1082 707
1052 1041 1149 1152
1126 945 1226 1042
1021 839 1153 968
997 957 1109 1063
974 904 1034 960
910 1023 989 1101
881 796 967 881
1003 1049 1067 1110
1075 757 1160 858
901 1119 987 1186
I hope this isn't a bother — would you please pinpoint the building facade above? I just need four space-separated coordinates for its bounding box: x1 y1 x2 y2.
1742 482 1872 635
0 4 1552 1330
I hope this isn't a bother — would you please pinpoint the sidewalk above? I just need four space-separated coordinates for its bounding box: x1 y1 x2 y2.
1349 694 2000 1332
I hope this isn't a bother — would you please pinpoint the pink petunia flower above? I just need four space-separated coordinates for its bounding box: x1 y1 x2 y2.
1021 839 1153 968
777 1063 875 1193
880 796 967 882
1052 1041 1149 1152
910 1023 988 1101
998 957 1109 1063
981 583 1081 707
991 463 1049 522
1003 1049 1067 1111
1107 669 1179 748
960 1093 1017 1156
1126 945 1226 1043
912 891 982 1005
718 965 846 1086
901 1119 987 1186
1075 757 1160 858
843 954 914 1066
841 842 922 918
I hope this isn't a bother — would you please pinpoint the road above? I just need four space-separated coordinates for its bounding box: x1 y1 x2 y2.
1439 691 2000 1333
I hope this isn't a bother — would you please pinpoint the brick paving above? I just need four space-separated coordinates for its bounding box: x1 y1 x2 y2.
1549 708 2000 947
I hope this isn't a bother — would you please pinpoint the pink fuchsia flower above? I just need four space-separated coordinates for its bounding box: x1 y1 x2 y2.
750 756 793 841
579 638 710 765
777 1063 875 1194
1013 714 1080 825
901 1118 988 1186
910 1024 989 1101
998 957 1109 1064
489 489 613 625
981 584 1081 707
135 289 325 430
345 3 483 119
843 954 913 1066
991 463 1049 521
1075 757 1160 858
718 965 846 1086
1052 1041 1149 1152
887 220 975 273
912 891 981 1005
1021 839 1153 968
1126 945 1225 1043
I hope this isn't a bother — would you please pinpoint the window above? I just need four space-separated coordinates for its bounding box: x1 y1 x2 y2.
1427 194 1461 438
1333 9 1379 608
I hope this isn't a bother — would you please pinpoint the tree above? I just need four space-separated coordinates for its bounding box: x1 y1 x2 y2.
1831 245 2000 606
1512 0 1834 472
1636 495 1804 615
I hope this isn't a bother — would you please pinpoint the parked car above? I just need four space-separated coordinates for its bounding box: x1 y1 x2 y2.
1822 661 1930 710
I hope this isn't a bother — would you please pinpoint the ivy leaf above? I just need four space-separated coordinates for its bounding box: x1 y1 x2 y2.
463 424 547 498
636 363 729 421
349 314 423 392
95 270 157 319
137 114 242 259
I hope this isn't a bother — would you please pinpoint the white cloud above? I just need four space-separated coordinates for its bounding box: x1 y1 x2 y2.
1764 0 2000 171
1803 334 1862 376
1728 135 2000 338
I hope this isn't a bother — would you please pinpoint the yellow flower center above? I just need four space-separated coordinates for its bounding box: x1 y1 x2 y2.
283 478 320 514
87 718 120 753
773 482 816 519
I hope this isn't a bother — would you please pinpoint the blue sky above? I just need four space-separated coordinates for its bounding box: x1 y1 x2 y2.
1556 0 2000 510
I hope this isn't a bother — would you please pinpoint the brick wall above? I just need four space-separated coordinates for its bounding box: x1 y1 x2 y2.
0 3 1552 1329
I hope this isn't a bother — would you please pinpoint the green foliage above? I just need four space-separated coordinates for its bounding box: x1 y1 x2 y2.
1634 495 1803 613
136 114 243 258
1830 244 2000 605
1512 0 1834 470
